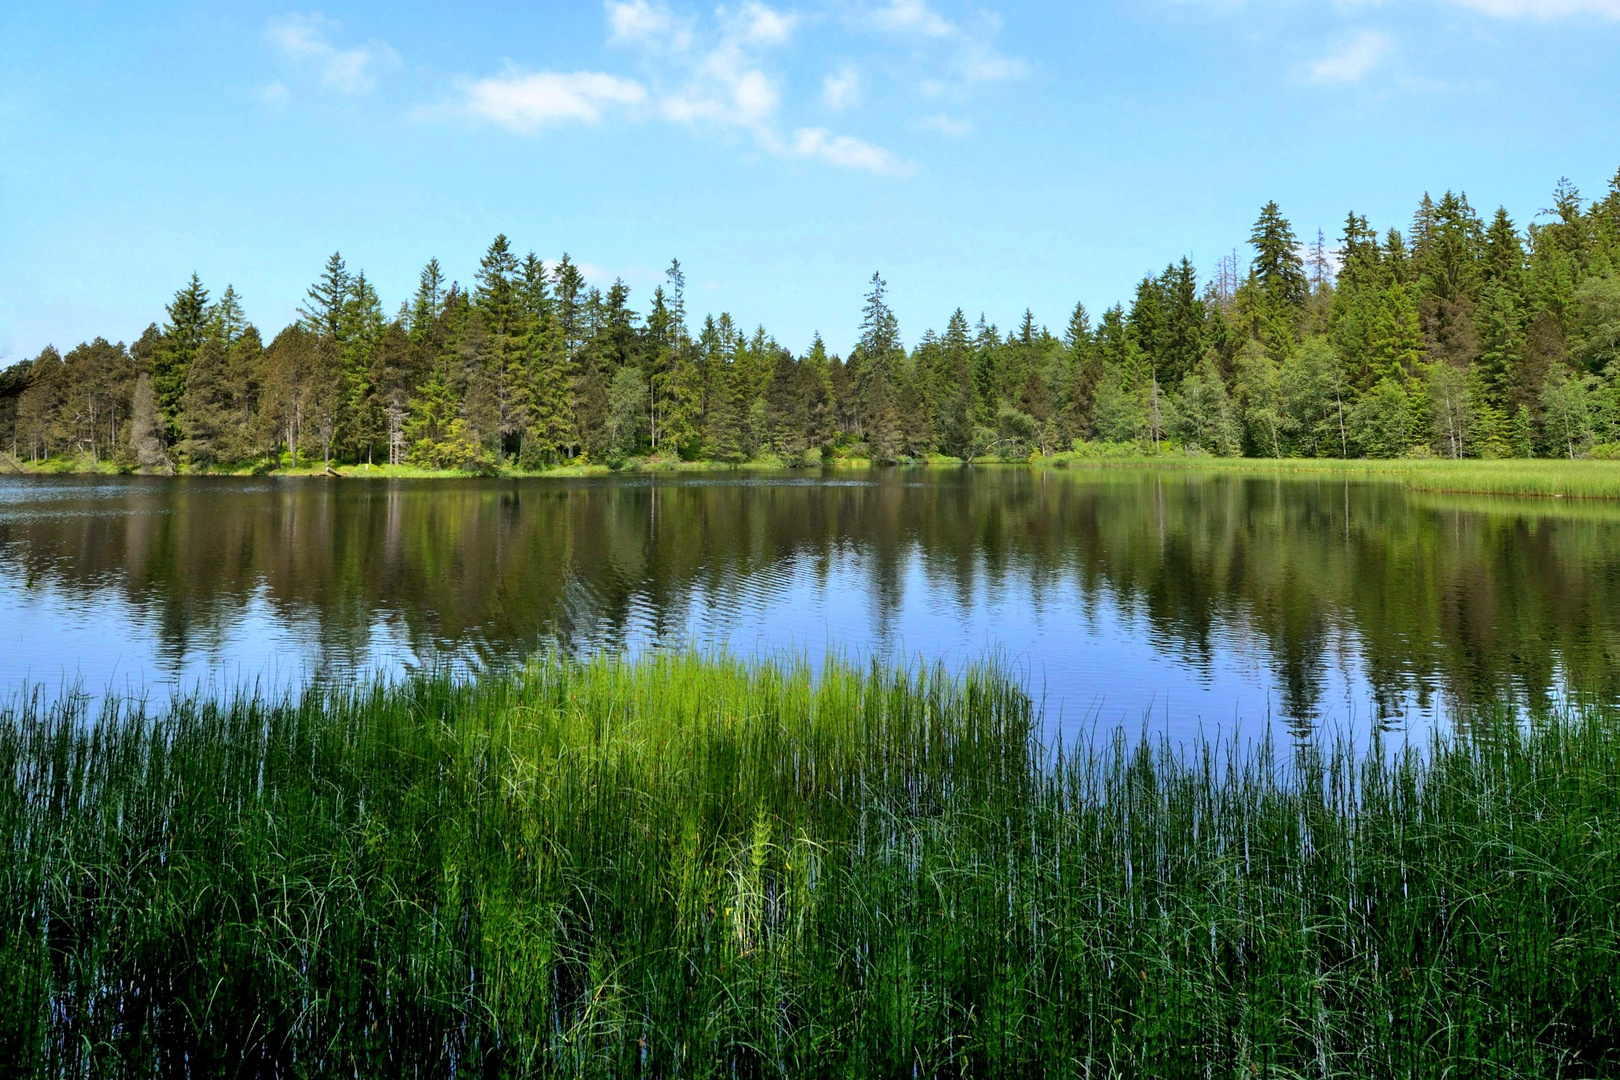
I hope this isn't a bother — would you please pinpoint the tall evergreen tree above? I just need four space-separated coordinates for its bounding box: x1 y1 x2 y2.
1250 202 1309 311
153 274 210 440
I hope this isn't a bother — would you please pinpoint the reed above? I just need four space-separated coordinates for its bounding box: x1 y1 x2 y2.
1045 452 1620 500
2 654 1617 1077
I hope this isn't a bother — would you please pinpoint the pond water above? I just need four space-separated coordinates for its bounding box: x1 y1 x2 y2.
3 469 1618 742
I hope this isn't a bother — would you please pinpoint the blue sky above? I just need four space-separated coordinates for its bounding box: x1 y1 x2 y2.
2 0 1618 360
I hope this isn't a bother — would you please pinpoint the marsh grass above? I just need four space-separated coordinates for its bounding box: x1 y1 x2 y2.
1041 453 1620 500
2 654 1618 1077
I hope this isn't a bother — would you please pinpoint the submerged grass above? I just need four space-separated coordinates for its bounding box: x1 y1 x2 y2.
2 653 1618 1077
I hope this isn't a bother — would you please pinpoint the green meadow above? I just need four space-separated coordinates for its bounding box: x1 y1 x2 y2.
3 653 1617 1077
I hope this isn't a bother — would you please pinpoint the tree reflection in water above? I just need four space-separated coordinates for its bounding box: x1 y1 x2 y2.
2 470 1618 735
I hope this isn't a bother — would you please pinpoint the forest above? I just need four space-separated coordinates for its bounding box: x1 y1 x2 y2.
4 169 1620 471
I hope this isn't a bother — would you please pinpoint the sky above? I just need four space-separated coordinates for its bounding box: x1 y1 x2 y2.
2 0 1618 361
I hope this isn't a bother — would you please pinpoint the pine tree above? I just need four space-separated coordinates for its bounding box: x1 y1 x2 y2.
1475 283 1525 409
410 259 446 344
339 272 384 461
209 285 247 347
864 371 901 463
1480 208 1525 293
707 358 746 464
475 234 518 335
1160 258 1204 386
898 366 935 457
300 253 350 339
1370 283 1424 383
177 337 230 466
1063 302 1098 440
1127 277 1164 380
764 348 808 461
153 274 210 440
854 272 903 446
552 255 586 361
801 334 836 456
1250 202 1308 311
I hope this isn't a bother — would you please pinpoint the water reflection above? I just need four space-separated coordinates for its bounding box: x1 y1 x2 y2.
2 470 1617 739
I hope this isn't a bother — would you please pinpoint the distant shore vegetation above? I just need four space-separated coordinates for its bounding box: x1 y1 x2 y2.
5 170 1620 477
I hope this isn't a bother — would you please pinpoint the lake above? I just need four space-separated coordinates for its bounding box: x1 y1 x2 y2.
3 468 1617 742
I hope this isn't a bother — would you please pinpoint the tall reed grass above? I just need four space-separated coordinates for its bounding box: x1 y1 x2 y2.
2 654 1617 1077
1045 452 1620 500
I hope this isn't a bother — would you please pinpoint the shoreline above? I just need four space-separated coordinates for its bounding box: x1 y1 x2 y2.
10 451 1620 501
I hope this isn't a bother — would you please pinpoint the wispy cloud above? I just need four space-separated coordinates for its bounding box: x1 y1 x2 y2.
461 69 648 131
869 0 957 37
791 127 910 173
1180 0 1620 16
441 2 911 175
653 3 795 130
918 112 973 135
823 66 860 109
860 0 1027 99
606 0 695 49
1444 0 1620 15
266 12 399 94
1304 30 1392 84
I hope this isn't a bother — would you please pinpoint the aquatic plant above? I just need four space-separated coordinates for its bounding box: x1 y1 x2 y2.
1 654 1616 1076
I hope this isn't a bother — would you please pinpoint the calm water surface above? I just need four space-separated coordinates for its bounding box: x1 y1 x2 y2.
3 470 1617 742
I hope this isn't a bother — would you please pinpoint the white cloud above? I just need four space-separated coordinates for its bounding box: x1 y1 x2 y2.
792 128 910 173
606 0 695 50
445 1 908 175
732 1 797 44
462 70 648 131
1446 0 1620 14
823 66 860 109
863 1 1026 91
918 112 973 135
260 81 290 106
1305 30 1391 83
266 13 399 94
870 0 956 37
959 42 1027 83
1181 0 1620 16
641 3 796 131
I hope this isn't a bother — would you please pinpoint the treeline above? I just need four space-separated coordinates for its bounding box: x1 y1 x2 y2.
4 169 1620 470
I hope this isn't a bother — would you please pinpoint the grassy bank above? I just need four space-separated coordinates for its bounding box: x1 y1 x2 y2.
0 452 874 480
13 448 1620 501
3 655 1617 1077
1038 452 1620 500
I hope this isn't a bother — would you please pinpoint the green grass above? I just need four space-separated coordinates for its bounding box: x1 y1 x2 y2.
16 448 1620 502
1035 451 1620 500
3 654 1617 1077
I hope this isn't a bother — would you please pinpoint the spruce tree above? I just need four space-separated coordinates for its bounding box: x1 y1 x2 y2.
1063 302 1098 440
300 253 349 339
410 259 446 344
177 337 229 467
1250 202 1308 311
1160 258 1204 386
1370 284 1424 383
153 274 210 440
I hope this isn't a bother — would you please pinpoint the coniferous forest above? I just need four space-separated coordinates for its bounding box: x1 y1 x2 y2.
6 171 1620 472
